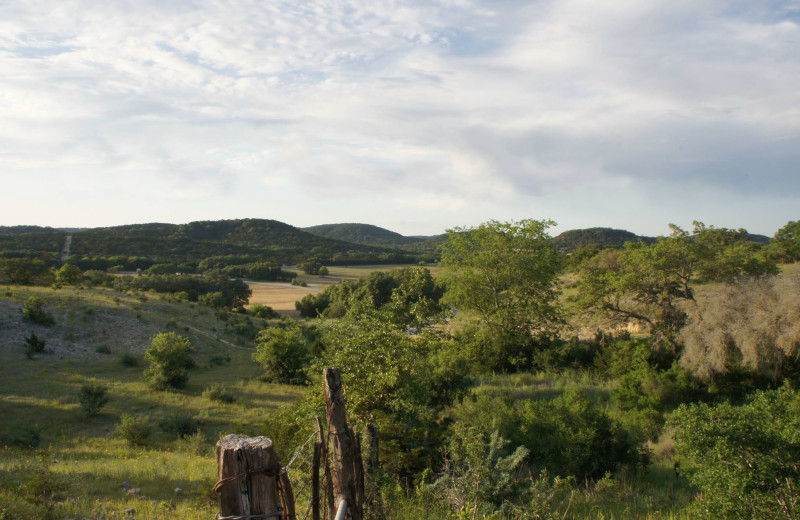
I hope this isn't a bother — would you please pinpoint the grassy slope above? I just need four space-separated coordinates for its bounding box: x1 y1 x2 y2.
0 285 305 519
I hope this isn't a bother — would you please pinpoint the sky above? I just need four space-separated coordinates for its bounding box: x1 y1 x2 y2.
1 0 799 237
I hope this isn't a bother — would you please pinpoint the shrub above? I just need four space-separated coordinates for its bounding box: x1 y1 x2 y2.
143 332 195 390
0 426 41 449
21 297 54 326
180 430 209 455
208 353 231 366
670 386 800 519
78 382 109 416
203 383 236 403
451 388 643 480
23 332 46 358
95 344 111 354
680 273 800 381
198 291 226 309
253 323 310 384
120 353 139 367
116 414 152 446
159 414 199 438
249 303 276 319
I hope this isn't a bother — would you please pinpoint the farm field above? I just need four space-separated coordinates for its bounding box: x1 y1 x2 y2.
249 264 442 314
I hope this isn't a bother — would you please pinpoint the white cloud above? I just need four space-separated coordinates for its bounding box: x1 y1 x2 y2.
0 0 798 235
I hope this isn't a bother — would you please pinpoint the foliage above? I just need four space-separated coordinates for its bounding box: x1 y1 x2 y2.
770 220 800 262
574 222 777 346
0 258 53 285
78 382 109 416
433 429 535 517
440 219 563 372
115 414 152 446
451 388 643 480
249 303 277 319
54 264 82 286
253 322 310 384
298 258 324 275
158 414 199 438
680 272 800 381
143 332 195 390
296 267 443 326
203 383 236 403
23 332 46 358
670 386 800 519
21 296 54 326
119 352 139 367
553 227 653 254
121 272 251 310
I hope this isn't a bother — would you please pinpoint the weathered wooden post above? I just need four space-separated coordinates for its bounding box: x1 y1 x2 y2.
312 439 322 520
215 434 282 519
323 367 363 520
366 422 379 476
316 415 336 520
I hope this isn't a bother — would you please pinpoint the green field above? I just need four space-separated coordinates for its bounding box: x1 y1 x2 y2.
0 285 305 519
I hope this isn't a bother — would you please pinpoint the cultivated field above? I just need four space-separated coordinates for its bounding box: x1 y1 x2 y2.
248 264 442 314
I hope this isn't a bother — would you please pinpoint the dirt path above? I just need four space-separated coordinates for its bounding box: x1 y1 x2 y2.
184 325 253 351
60 234 72 263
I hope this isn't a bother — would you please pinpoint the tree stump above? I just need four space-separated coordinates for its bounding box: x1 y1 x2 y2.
215 434 281 519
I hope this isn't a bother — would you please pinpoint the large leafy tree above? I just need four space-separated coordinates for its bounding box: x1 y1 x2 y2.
574 222 777 346
439 219 563 371
771 220 800 263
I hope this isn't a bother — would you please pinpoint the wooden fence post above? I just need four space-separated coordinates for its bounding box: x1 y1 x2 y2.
316 415 336 520
323 367 363 520
366 422 379 476
215 434 282 519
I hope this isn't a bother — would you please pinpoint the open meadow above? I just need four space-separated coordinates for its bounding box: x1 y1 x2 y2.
0 285 306 519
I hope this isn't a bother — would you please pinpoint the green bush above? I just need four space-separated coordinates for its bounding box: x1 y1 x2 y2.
203 383 236 403
120 353 139 367
249 303 276 319
670 386 800 519
23 332 46 358
143 332 195 390
0 426 41 449
253 323 310 384
208 353 231 366
78 382 109 416
158 414 199 438
95 344 111 354
452 388 643 480
116 414 152 446
21 297 54 326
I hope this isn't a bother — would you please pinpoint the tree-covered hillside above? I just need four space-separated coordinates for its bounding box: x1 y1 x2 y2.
552 227 655 252
303 223 433 248
66 220 391 264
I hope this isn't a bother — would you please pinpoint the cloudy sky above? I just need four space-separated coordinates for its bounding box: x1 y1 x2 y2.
1 0 798 236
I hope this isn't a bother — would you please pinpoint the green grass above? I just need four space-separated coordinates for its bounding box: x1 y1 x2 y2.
0 284 306 519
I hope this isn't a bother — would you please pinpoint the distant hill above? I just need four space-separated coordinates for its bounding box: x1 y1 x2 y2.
66 219 388 262
0 225 60 236
552 228 655 253
742 232 770 245
303 223 434 248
